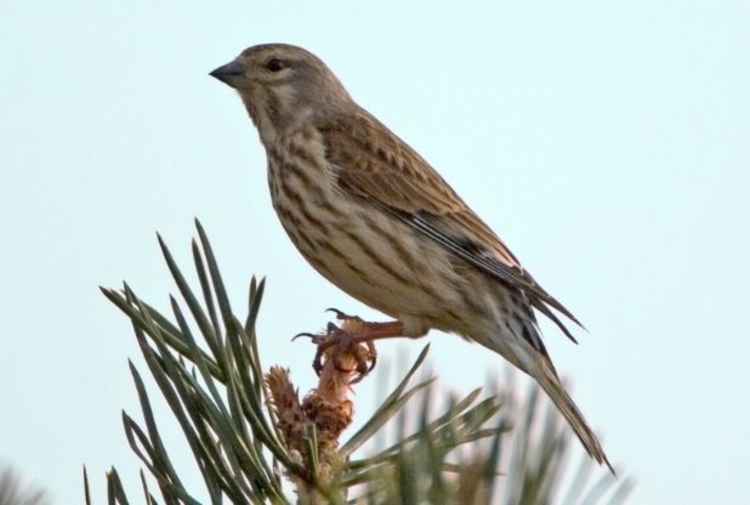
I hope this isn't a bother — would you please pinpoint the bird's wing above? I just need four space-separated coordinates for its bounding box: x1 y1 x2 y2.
317 109 583 342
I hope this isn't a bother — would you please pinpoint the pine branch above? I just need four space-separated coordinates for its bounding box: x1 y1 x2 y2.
90 220 632 504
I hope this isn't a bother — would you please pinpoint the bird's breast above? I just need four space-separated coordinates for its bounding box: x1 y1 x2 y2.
262 129 501 339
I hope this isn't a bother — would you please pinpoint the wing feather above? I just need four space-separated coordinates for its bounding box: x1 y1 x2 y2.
317 109 583 342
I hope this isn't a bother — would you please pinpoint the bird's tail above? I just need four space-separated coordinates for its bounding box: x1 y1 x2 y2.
534 360 615 474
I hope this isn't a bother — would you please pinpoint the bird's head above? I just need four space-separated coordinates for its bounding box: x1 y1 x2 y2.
210 43 352 141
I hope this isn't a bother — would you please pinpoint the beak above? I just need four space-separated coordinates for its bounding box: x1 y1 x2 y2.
209 60 244 86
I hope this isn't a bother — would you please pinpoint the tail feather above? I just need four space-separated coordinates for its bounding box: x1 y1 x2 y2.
535 361 615 474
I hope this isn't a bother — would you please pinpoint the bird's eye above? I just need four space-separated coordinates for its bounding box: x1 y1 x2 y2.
265 58 286 72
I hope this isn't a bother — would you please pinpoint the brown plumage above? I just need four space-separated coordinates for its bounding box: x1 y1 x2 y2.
210 43 613 472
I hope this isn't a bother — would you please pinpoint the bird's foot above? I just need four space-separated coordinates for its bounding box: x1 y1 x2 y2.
293 309 379 384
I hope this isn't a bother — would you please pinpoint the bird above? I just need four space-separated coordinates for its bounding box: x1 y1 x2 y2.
210 43 612 471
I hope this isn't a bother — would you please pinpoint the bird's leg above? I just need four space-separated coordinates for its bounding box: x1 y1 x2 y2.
326 308 406 351
293 308 406 383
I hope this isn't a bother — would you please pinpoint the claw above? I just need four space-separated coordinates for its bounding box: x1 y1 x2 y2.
367 341 377 372
349 374 366 385
292 332 317 342
312 346 325 377
325 307 350 320
356 359 369 377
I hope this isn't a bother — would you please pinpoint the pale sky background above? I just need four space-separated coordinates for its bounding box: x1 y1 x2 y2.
1 1 748 504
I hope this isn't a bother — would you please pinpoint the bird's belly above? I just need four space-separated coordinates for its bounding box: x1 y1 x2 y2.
273 190 460 327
